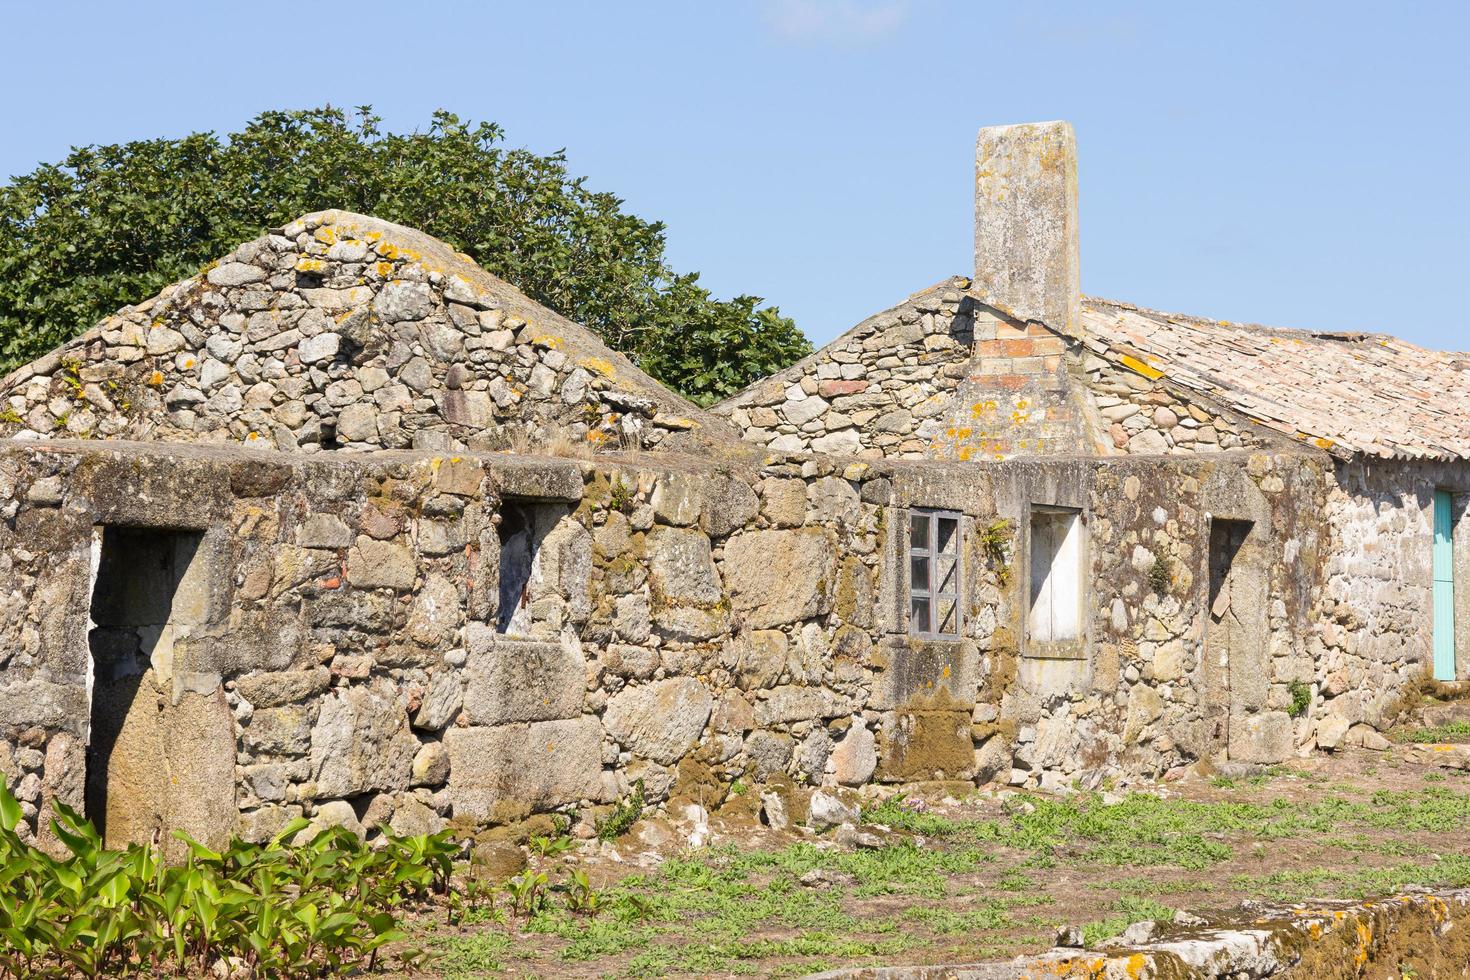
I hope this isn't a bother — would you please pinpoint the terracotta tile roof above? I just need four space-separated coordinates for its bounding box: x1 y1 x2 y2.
1080 297 1470 461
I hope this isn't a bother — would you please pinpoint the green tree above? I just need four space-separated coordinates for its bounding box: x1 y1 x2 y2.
0 106 810 404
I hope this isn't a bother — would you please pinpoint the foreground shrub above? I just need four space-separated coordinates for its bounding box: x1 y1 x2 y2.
0 784 454 978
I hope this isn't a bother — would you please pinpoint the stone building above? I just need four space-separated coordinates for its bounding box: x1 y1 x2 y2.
0 122 1466 852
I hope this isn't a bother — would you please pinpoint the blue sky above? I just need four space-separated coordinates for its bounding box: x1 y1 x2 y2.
3 0 1467 351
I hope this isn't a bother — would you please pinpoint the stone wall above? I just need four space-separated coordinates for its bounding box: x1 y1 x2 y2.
1309 459 1470 740
1 438 1384 851
710 280 1306 465
0 210 737 459
714 279 1098 461
1077 351 1284 456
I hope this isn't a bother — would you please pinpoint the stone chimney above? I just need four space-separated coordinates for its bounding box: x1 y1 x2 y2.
973 121 1080 338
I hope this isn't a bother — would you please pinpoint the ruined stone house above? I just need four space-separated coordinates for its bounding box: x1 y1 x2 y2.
0 121 1466 853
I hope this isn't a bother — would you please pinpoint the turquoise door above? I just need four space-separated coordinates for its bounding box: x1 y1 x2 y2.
1434 490 1456 681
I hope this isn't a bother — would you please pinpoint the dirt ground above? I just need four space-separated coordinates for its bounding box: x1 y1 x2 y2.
396 703 1470 979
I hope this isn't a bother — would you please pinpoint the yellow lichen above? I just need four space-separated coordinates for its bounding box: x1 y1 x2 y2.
581 356 618 378
1119 354 1164 380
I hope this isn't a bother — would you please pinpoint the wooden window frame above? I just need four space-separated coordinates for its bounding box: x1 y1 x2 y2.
909 508 963 640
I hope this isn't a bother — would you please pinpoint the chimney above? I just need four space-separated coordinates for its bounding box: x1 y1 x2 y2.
973 121 1080 338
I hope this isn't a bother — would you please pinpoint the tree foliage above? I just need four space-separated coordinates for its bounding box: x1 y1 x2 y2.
0 106 810 404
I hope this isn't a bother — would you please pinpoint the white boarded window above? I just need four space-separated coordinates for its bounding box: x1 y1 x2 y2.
909 508 962 639
1028 508 1082 644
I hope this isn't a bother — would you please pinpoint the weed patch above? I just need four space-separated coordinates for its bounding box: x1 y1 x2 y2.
1401 721 1470 743
1080 897 1175 946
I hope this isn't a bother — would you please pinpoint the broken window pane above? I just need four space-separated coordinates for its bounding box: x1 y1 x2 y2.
937 599 957 636
935 557 957 596
936 517 958 556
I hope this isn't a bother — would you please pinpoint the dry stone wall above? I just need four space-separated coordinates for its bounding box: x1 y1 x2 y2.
713 279 1097 461
0 438 1398 852
0 211 737 459
1078 352 1281 456
712 279 1311 465
1311 460 1470 739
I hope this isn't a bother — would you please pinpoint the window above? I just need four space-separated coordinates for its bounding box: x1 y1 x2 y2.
909 509 962 639
497 502 539 634
1027 508 1083 646
495 500 576 636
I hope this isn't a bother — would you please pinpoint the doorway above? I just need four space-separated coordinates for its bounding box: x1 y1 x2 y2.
86 526 202 847
1204 518 1264 760
1433 489 1457 681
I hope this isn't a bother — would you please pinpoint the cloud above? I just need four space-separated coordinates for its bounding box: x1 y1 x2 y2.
762 0 912 46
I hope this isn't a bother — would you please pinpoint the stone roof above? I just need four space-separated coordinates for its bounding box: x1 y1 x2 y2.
0 210 744 458
1080 298 1470 461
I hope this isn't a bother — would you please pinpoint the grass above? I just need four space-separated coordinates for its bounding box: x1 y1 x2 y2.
1080 897 1176 947
434 932 514 979
1400 721 1470 743
902 898 1029 934
413 779 1470 977
1231 853 1470 902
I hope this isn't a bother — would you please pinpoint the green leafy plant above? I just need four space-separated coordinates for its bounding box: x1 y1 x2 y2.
0 782 455 977
58 358 84 396
979 519 1014 586
1288 680 1313 718
607 478 633 513
527 834 574 863
0 106 812 403
596 779 646 842
505 870 550 919
562 869 602 915
448 874 502 928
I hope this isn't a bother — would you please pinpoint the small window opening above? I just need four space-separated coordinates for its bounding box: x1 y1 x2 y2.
1028 507 1083 646
497 503 535 634
909 508 962 639
495 500 572 636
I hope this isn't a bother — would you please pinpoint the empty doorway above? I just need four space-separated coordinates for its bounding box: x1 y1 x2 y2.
86 526 203 847
1204 519 1265 760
